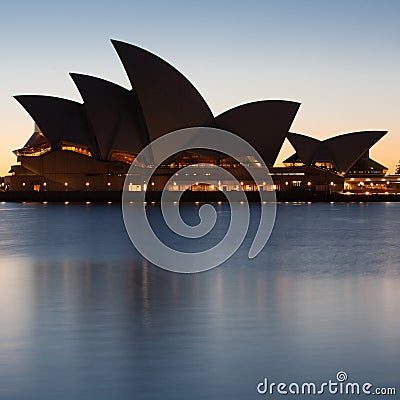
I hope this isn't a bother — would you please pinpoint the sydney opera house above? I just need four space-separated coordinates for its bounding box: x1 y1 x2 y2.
2 40 397 197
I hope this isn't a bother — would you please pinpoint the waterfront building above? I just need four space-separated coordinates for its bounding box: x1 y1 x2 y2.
3 41 394 195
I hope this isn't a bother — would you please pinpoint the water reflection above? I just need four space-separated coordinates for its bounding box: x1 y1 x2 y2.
0 203 399 399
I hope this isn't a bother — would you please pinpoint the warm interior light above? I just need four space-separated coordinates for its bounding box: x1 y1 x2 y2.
61 144 92 157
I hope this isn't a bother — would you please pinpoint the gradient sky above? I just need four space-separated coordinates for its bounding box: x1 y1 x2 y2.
0 0 399 175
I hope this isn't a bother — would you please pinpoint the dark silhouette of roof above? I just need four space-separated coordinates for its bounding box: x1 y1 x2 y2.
14 42 301 165
285 133 320 165
111 40 214 141
22 131 48 148
324 131 387 172
14 95 99 158
70 73 149 159
347 157 388 172
283 153 301 164
14 40 387 174
287 131 387 172
214 100 300 165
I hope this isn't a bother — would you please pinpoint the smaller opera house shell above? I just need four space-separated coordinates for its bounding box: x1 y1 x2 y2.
6 40 388 194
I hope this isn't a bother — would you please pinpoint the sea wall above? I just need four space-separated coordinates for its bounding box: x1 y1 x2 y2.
1 190 399 203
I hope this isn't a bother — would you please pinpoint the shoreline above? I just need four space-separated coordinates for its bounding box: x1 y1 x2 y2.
1 190 400 203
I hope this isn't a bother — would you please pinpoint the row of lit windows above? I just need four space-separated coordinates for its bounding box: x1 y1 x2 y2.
314 161 335 169
17 179 340 191
16 144 51 157
61 145 92 157
347 170 383 175
110 151 135 164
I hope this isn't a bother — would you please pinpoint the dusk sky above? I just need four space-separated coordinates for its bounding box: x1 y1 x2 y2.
0 0 399 174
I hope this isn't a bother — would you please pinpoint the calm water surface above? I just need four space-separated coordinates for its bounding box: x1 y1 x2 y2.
0 202 399 399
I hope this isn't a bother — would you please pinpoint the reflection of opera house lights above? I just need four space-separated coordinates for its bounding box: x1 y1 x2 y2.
3 40 395 195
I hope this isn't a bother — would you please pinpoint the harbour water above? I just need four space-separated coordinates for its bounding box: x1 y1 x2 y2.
0 202 399 399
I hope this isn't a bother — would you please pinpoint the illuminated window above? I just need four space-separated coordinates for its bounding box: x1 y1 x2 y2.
314 161 335 170
61 143 92 157
15 142 51 157
110 151 135 164
128 183 142 191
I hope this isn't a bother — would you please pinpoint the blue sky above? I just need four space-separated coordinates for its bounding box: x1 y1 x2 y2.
1 0 399 173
